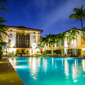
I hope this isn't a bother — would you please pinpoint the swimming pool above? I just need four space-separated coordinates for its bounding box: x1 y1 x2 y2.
8 57 85 85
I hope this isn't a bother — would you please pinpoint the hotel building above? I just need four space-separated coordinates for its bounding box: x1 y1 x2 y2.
44 29 85 55
2 27 85 56
2 26 43 56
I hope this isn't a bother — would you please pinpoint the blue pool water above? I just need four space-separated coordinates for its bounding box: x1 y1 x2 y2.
8 57 85 85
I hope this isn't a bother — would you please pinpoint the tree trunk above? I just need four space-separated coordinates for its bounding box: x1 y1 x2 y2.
52 44 54 55
45 43 46 55
72 40 75 56
6 48 7 56
0 46 2 59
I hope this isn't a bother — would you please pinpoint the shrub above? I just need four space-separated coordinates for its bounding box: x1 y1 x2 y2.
45 50 47 55
0 52 3 59
67 49 82 56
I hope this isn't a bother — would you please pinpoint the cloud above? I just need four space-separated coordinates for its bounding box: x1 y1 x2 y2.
21 0 85 36
40 0 85 30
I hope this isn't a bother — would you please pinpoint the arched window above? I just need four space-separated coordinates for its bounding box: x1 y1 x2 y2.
26 34 29 48
16 34 30 48
16 34 20 47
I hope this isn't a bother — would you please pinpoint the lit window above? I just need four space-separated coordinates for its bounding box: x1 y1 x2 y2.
17 50 19 53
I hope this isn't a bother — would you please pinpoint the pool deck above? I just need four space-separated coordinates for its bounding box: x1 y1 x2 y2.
0 57 24 85
0 56 84 85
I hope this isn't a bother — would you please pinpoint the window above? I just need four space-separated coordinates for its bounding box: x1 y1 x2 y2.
33 36 36 39
17 50 19 53
27 50 29 53
67 37 70 45
34 41 36 43
21 34 25 47
22 50 24 53
26 34 30 48
9 34 13 38
16 34 30 48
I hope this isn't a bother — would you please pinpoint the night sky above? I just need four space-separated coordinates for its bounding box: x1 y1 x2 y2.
0 0 85 37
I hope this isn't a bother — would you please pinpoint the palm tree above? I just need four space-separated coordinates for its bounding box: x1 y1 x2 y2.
47 34 56 55
0 0 8 59
0 0 7 13
69 5 85 40
41 37 48 55
3 42 10 56
0 35 6 59
0 0 8 35
57 32 67 55
68 27 79 56
0 16 8 35
41 34 57 55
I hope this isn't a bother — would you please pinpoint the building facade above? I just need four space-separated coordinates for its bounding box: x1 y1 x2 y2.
2 27 85 56
44 29 85 55
2 26 43 56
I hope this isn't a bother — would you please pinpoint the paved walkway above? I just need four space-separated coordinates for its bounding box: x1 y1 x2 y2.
0 57 24 85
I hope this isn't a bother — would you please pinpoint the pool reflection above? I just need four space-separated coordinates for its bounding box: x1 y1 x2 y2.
8 57 85 85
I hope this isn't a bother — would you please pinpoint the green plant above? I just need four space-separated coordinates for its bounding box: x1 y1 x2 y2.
45 50 47 55
69 5 85 40
0 52 3 59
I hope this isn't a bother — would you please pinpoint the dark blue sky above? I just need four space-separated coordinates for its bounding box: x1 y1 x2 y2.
0 0 85 36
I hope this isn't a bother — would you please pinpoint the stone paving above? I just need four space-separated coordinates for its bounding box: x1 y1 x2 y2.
0 57 24 85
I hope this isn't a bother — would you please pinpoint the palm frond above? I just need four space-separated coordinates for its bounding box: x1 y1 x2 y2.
74 8 79 12
0 0 7 3
0 6 7 13
75 18 79 22
0 16 7 23
0 30 8 35
81 5 84 10
69 14 77 19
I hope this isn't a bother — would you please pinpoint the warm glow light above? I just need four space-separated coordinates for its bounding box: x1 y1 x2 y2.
64 48 67 54
36 48 40 52
64 40 68 47
72 40 74 44
82 48 85 51
29 49 31 55
64 59 69 77
43 58 47 71
82 60 85 71
33 49 36 54
29 57 37 77
71 60 79 81
8 48 16 53
13 58 17 66
9 58 17 66
9 58 12 64
32 43 37 49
